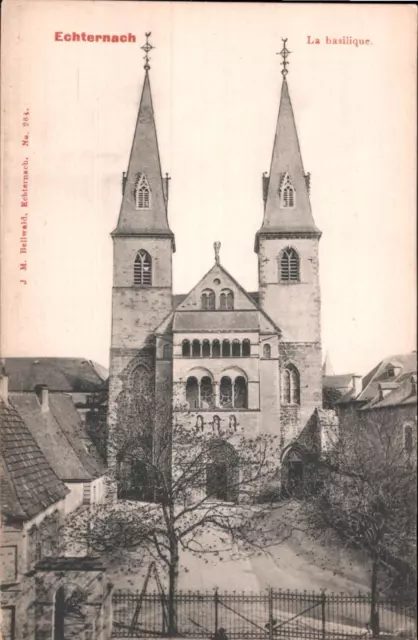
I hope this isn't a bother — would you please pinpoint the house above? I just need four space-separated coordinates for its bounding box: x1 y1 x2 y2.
0 372 112 640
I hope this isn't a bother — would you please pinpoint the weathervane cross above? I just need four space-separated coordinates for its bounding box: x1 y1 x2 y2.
141 32 154 71
214 241 221 265
277 38 291 77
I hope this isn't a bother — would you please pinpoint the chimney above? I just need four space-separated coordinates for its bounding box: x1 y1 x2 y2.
0 375 9 406
35 384 49 412
352 375 363 397
0 359 9 405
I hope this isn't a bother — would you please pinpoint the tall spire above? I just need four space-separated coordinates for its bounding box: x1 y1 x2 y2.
255 40 320 251
113 33 174 247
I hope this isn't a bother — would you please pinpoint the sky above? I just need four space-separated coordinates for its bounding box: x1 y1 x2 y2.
1 1 416 377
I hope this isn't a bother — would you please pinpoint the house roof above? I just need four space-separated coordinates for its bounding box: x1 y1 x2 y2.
360 373 417 410
323 374 354 390
0 399 68 520
4 358 108 392
356 352 417 404
10 393 105 482
173 310 262 333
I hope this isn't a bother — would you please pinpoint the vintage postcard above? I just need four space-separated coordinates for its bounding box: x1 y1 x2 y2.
0 3 416 640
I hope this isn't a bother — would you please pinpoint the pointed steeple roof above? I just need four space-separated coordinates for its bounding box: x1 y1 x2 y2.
322 352 335 376
112 65 175 248
255 64 320 252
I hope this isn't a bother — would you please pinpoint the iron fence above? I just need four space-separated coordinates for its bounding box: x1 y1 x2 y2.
112 589 417 639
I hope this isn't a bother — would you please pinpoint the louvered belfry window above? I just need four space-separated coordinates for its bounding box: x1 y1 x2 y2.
135 173 151 209
280 247 300 282
134 250 152 285
280 173 295 208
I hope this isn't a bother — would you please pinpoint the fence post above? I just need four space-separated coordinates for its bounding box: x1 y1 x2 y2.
321 589 326 640
214 588 219 636
268 588 274 640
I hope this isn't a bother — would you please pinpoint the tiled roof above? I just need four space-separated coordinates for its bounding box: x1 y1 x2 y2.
0 399 68 520
360 373 417 410
323 374 354 390
173 310 261 332
357 352 417 403
4 358 108 392
11 393 104 481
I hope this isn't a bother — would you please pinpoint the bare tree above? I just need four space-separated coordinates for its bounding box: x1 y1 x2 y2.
69 380 296 636
304 409 417 636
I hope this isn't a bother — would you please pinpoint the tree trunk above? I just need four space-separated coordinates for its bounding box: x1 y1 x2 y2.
167 539 179 636
370 557 380 637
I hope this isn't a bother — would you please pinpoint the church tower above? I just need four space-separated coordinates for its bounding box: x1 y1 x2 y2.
108 35 175 479
255 41 322 442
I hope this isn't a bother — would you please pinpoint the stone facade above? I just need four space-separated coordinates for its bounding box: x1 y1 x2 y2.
107 62 324 498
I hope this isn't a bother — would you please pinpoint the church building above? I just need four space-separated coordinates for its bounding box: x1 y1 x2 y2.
107 37 323 500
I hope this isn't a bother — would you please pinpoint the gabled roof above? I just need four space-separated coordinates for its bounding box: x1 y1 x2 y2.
4 358 108 392
158 261 280 336
11 393 105 482
356 352 417 403
0 399 68 520
360 373 417 410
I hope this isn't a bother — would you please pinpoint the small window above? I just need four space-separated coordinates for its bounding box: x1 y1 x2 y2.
404 425 413 455
242 340 251 357
281 364 300 405
222 340 231 357
212 340 221 358
182 340 190 357
192 340 201 358
280 247 300 282
232 340 241 357
202 340 211 358
135 173 151 209
212 415 221 433
280 173 295 209
196 415 204 433
220 289 234 310
229 415 237 432
134 250 152 286
263 344 271 359
201 289 215 310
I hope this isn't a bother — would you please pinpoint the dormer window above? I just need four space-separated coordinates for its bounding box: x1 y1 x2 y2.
280 173 295 209
135 173 151 210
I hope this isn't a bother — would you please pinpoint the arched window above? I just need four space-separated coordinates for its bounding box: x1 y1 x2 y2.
280 173 295 208
232 340 241 357
212 415 221 434
281 365 300 405
201 289 215 310
222 339 231 357
192 340 201 358
186 377 199 409
220 376 233 408
263 344 271 359
234 376 248 408
135 173 151 209
200 377 214 408
163 344 171 360
229 415 237 432
280 247 300 282
182 340 190 357
202 340 211 358
220 289 234 310
196 415 204 432
404 424 413 455
242 340 251 357
134 249 152 286
212 340 221 358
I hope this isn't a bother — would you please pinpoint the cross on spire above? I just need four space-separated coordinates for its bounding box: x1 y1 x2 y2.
277 38 291 77
141 32 154 71
214 241 221 265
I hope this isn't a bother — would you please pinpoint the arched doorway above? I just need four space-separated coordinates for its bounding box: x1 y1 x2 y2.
206 440 239 503
282 447 306 496
53 586 65 640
